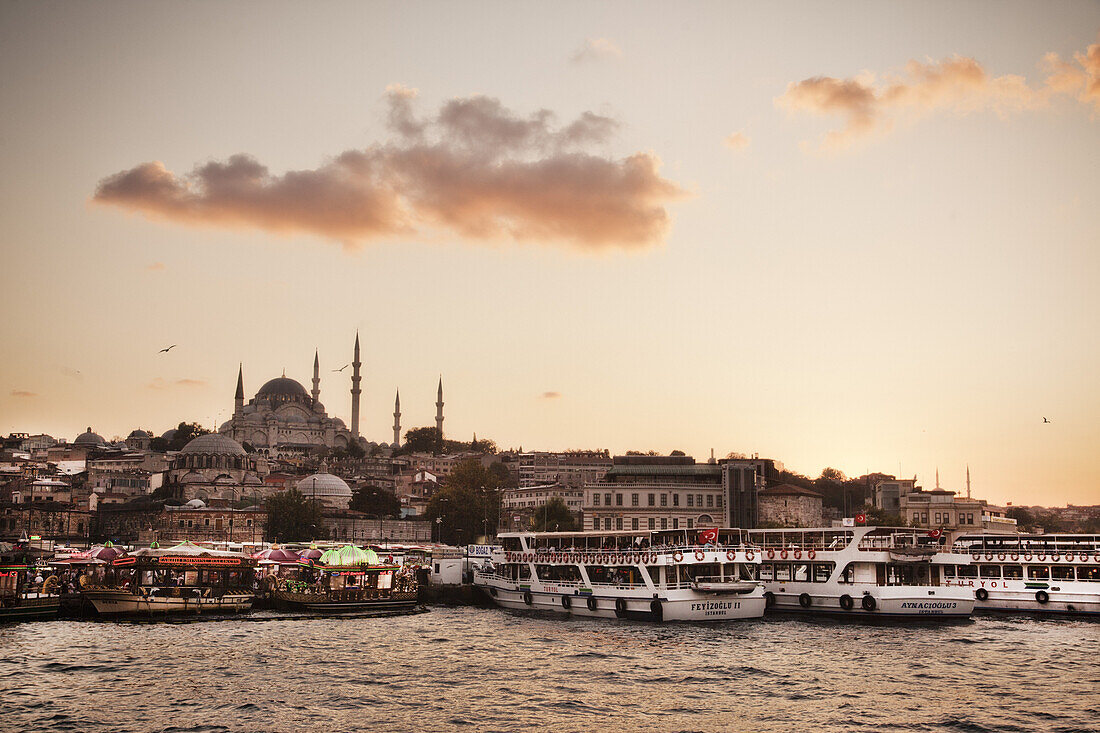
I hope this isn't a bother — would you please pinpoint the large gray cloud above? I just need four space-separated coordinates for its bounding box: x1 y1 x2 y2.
94 87 685 250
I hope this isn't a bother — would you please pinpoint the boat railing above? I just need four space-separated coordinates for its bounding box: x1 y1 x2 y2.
514 544 761 558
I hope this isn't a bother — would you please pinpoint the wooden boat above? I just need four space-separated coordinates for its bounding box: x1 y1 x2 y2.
271 544 419 615
80 541 256 616
0 543 60 622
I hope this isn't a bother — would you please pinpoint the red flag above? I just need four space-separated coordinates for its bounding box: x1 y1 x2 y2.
927 529 942 539
698 528 719 544
855 513 867 525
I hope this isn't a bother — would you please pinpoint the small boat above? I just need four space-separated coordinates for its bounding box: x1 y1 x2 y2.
746 526 974 618
473 529 766 622
80 541 256 616
0 543 60 622
270 544 420 615
946 532 1100 615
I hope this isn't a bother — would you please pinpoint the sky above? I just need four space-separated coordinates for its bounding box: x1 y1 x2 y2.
1 1 1098 507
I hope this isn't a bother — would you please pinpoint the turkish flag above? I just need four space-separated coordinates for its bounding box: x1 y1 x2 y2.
927 529 942 539
855 513 867 525
698 528 719 544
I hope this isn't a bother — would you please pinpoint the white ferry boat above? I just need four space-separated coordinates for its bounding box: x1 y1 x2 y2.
745 526 975 618
473 529 765 622
945 533 1100 615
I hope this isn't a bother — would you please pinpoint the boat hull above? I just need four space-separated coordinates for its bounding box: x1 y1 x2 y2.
271 590 420 615
763 586 974 618
958 583 1100 616
480 584 765 622
0 596 61 623
82 589 254 616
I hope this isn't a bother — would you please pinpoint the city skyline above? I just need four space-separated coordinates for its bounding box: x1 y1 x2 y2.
2 2 1098 506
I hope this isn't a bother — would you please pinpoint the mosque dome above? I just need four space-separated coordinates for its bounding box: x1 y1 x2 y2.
127 429 152 439
161 428 178 441
256 377 309 400
296 472 352 506
180 471 207 485
74 427 105 445
181 433 247 456
185 498 206 509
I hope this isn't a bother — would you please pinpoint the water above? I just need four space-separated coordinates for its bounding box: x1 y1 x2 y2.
0 608 1096 732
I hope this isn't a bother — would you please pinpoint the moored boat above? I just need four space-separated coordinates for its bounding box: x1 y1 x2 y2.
945 532 1100 615
270 544 420 615
0 542 60 622
746 526 974 618
80 541 256 616
474 529 766 622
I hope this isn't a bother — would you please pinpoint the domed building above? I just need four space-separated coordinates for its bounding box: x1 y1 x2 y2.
295 469 353 510
125 429 153 451
168 433 267 504
74 427 106 448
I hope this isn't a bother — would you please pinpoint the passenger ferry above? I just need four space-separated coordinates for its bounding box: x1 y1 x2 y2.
81 541 256 616
473 529 765 622
945 533 1100 615
745 527 974 618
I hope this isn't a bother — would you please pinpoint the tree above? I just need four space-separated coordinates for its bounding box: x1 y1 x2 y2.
150 422 211 452
487 461 518 489
866 505 908 527
351 486 401 517
403 427 443 454
819 467 847 483
1006 507 1036 530
425 458 501 544
532 497 577 531
265 488 326 543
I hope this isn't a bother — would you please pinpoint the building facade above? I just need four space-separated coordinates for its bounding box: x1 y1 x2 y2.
517 451 613 488
758 484 824 527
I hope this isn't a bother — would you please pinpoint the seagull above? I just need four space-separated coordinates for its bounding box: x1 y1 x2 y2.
332 364 350 372
159 345 177 353
1043 417 1051 424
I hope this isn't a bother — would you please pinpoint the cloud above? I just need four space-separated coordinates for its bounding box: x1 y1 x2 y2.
147 378 206 390
571 38 623 64
540 391 562 399
10 390 37 398
146 262 166 271
723 132 750 151
93 89 685 251
778 35 1100 151
60 367 82 381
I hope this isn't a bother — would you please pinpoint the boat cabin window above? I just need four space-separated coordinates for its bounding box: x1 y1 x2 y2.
813 563 833 582
979 565 1001 579
774 563 791 582
956 565 978 578
1052 566 1075 581
1028 566 1050 580
759 563 773 581
646 565 661 586
534 565 581 583
793 563 809 582
1002 565 1023 579
737 564 758 581
1078 567 1100 582
941 565 956 578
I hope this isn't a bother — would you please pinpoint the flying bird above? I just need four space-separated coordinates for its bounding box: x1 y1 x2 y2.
1043 417 1051 424
332 364 350 372
159 345 177 353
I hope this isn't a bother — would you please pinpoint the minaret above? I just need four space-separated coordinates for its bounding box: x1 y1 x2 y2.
234 363 244 413
392 390 401 446
966 465 971 499
311 349 321 407
435 376 444 437
935 467 940 490
350 332 362 439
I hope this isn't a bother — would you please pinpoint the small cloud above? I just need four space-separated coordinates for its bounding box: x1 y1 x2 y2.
146 262 166 271
147 378 207 390
540 391 562 399
10 390 37 398
723 132 750 151
60 367 82 381
571 38 623 64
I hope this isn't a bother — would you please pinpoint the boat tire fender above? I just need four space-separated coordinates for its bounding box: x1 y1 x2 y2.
861 594 877 612
615 597 627 618
1035 590 1049 604
764 591 776 608
975 588 989 602
586 596 598 612
523 591 533 606
839 594 853 611
561 594 571 609
650 599 663 621
798 593 812 608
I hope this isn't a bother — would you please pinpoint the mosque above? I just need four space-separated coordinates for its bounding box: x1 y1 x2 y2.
217 333 444 455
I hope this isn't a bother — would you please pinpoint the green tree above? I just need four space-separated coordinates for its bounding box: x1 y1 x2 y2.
265 488 326 543
403 426 443 454
425 458 501 544
532 497 577 531
158 422 211 451
350 486 401 517
866 505 908 527
488 460 518 488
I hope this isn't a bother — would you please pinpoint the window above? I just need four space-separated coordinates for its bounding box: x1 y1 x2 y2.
759 563 774 581
631 518 639 530
1078 566 1100 582
697 494 703 508
813 563 833 582
716 496 723 507
660 494 668 507
593 493 600 506
912 513 920 523
672 518 679 529
687 494 694 508
660 518 667 530
774 563 791 581
604 493 612 506
592 516 600 530
967 513 974 524
1052 566 1074 580
604 517 612 530
616 517 623 530
1002 565 1023 579
934 512 941 524
648 494 655 507
979 565 1000 578
793 563 809 582
1027 565 1049 580
706 495 713 508
632 493 639 507
672 494 680 507
648 518 655 530
687 518 693 529
179 520 185 528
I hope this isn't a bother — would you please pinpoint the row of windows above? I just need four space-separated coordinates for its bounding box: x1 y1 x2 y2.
177 518 254 528
592 492 721 509
944 564 1099 581
590 516 703 531
912 512 976 525
759 562 835 583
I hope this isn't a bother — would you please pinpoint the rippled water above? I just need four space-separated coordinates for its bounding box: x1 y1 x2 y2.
1 608 1097 732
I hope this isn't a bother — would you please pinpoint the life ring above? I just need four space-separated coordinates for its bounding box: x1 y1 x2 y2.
1050 553 1060 562
798 593 812 608
975 588 989 601
1094 553 1100 563
1023 554 1032 561
807 550 816 560
793 550 802 560
745 551 754 561
1010 553 1019 561
985 554 994 561
971 553 981 562
561 594 572 609
726 550 737 562
763 591 775 608
1035 590 1049 604
650 599 663 621
997 553 1006 561
673 550 684 563
861 594 877 611
586 596 598 612
615 597 628 618
767 549 775 560
839 594 853 611
694 550 705 562
1037 554 1046 561
779 550 788 560
1065 552 1076 562
523 591 533 606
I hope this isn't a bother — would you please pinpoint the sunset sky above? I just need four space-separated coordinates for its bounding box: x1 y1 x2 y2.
1 1 1097 506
